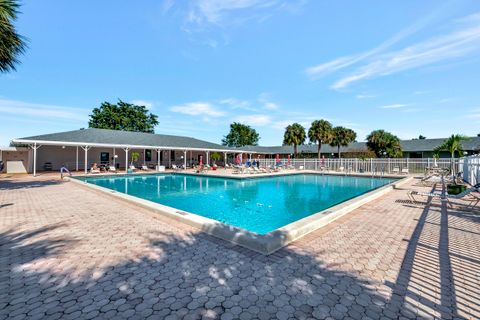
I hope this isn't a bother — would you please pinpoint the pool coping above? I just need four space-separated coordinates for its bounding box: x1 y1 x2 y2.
67 173 412 255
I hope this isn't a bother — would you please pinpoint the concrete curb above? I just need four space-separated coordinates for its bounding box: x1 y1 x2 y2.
67 174 412 255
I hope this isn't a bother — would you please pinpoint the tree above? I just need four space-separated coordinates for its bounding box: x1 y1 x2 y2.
88 100 159 133
130 152 140 165
222 122 259 147
366 130 403 158
0 0 27 72
418 135 426 140
210 152 221 165
434 134 469 177
283 123 306 157
308 120 333 159
330 126 356 158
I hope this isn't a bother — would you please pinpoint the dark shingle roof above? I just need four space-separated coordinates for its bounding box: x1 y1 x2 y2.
15 128 232 151
239 137 480 154
14 128 480 154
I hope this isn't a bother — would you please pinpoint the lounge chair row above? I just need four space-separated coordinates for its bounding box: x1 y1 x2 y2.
407 183 480 209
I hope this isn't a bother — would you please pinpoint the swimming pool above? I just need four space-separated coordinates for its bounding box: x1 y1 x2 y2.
77 173 397 234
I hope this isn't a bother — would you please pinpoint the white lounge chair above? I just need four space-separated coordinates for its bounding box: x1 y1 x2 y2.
401 168 409 175
141 165 149 171
407 184 480 209
108 166 116 173
129 165 137 171
392 167 400 174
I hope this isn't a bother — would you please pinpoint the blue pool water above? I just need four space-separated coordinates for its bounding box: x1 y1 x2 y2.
77 174 397 234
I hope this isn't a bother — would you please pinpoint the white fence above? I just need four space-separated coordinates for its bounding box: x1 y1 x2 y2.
258 158 457 175
459 155 480 185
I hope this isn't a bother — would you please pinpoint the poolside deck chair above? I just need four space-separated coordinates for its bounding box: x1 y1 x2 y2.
392 167 400 174
129 165 137 171
141 165 149 171
172 164 180 172
401 168 409 175
407 184 480 209
232 166 242 174
108 166 117 173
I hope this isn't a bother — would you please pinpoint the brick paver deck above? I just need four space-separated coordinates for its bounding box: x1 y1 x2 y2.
0 175 478 319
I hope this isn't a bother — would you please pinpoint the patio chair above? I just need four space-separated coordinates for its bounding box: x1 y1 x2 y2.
407 184 480 209
141 165 149 171
172 164 180 171
401 168 409 175
129 165 137 171
392 167 400 174
108 166 117 173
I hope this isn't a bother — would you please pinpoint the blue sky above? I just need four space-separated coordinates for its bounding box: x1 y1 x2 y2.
1 0 480 146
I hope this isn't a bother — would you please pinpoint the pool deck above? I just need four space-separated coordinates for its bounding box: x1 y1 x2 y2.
69 171 409 255
1 173 479 319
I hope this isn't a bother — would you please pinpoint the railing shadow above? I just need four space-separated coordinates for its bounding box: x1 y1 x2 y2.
0 223 392 319
393 184 479 319
0 179 63 191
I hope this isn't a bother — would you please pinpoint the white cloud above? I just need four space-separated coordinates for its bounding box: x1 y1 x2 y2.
263 101 278 110
356 94 376 99
305 5 446 78
169 102 226 117
330 15 480 89
258 93 279 110
271 120 293 130
305 10 480 89
379 103 409 109
0 99 87 121
131 99 155 109
219 98 253 110
164 0 305 32
234 114 271 126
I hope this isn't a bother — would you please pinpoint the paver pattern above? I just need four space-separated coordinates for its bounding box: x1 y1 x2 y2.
0 174 479 319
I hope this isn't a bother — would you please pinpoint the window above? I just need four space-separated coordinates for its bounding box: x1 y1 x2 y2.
170 150 175 161
145 149 152 162
100 152 109 163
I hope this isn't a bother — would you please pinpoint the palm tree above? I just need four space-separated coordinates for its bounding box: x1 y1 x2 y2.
434 134 469 177
308 120 333 159
0 0 27 72
330 126 357 158
366 129 403 158
283 123 306 157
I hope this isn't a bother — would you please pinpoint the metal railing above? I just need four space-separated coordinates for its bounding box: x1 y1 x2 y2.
257 158 457 175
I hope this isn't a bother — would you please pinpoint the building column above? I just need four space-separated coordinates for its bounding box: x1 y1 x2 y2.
169 150 172 168
30 143 42 177
80 145 91 175
123 147 129 173
156 148 161 171
113 147 116 168
76 146 79 171
224 152 227 170
183 150 187 169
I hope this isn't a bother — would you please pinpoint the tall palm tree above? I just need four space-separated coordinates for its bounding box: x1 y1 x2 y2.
434 134 469 177
283 123 306 157
330 126 357 158
0 0 27 73
308 120 333 159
